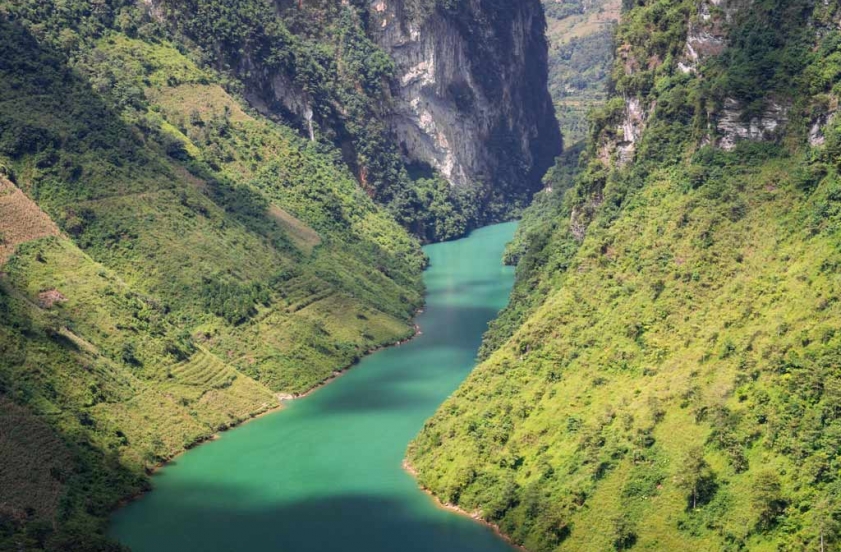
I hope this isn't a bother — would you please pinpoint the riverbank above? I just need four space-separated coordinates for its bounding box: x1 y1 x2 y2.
402 459 527 552
278 322 423 402
109 221 520 552
113 320 423 509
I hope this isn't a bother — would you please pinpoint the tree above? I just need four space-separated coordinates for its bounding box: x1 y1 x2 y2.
752 471 787 531
189 109 204 127
675 446 717 510
811 491 841 552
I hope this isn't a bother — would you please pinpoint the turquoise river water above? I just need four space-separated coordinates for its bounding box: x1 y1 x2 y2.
110 222 518 552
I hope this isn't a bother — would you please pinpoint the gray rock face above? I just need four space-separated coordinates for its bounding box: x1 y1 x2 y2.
368 0 561 195
715 98 789 150
595 95 649 167
171 0 562 211
594 0 789 156
678 0 741 74
810 111 835 147
616 96 647 165
678 0 793 150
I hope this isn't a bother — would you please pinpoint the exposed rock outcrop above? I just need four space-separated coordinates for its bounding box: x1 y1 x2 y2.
615 96 647 164
162 0 562 224
678 0 738 74
715 97 789 150
367 0 561 197
677 0 793 150
808 96 838 147
609 0 799 157
594 96 649 167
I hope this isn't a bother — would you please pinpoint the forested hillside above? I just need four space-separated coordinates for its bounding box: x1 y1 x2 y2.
409 1 841 550
0 1 430 548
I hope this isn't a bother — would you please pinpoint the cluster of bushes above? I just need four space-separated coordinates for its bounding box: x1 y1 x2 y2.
543 0 585 20
389 175 483 243
201 276 271 325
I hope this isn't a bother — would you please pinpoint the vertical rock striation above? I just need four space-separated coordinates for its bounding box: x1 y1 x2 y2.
369 0 562 205
155 0 561 235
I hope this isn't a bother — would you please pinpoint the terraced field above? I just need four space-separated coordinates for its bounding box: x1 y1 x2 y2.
169 350 237 391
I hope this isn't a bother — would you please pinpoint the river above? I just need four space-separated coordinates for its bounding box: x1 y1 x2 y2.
109 222 518 552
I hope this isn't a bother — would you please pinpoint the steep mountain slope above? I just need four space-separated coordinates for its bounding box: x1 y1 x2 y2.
0 5 425 549
543 0 621 144
157 0 562 241
370 0 561 205
409 1 841 550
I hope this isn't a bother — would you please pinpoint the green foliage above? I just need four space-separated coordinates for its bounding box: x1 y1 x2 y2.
503 142 584 265
480 144 586 360
703 0 814 117
200 276 270 325
752 471 787 531
155 0 514 242
412 143 841 550
543 0 586 20
611 0 695 98
675 447 717 510
409 2 841 550
0 4 426 549
542 0 618 144
611 514 638 551
390 173 483 243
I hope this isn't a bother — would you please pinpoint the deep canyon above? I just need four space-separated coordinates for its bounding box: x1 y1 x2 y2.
109 223 519 552
4 0 841 551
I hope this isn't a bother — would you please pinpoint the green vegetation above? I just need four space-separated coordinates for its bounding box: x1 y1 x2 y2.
542 0 620 144
3 0 531 247
478 143 584 361
410 1 841 550
0 1 427 547
156 0 517 242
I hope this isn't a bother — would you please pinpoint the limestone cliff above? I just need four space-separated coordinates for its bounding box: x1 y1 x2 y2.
596 0 821 166
157 0 561 237
368 0 562 204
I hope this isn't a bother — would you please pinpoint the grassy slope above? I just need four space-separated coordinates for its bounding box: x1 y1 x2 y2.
412 150 841 551
409 1 841 551
0 10 423 550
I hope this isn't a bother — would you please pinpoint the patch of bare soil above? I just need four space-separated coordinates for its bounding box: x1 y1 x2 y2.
37 288 67 308
0 177 61 264
268 204 322 253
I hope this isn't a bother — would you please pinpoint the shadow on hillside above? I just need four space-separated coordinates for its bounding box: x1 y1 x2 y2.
0 278 148 547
